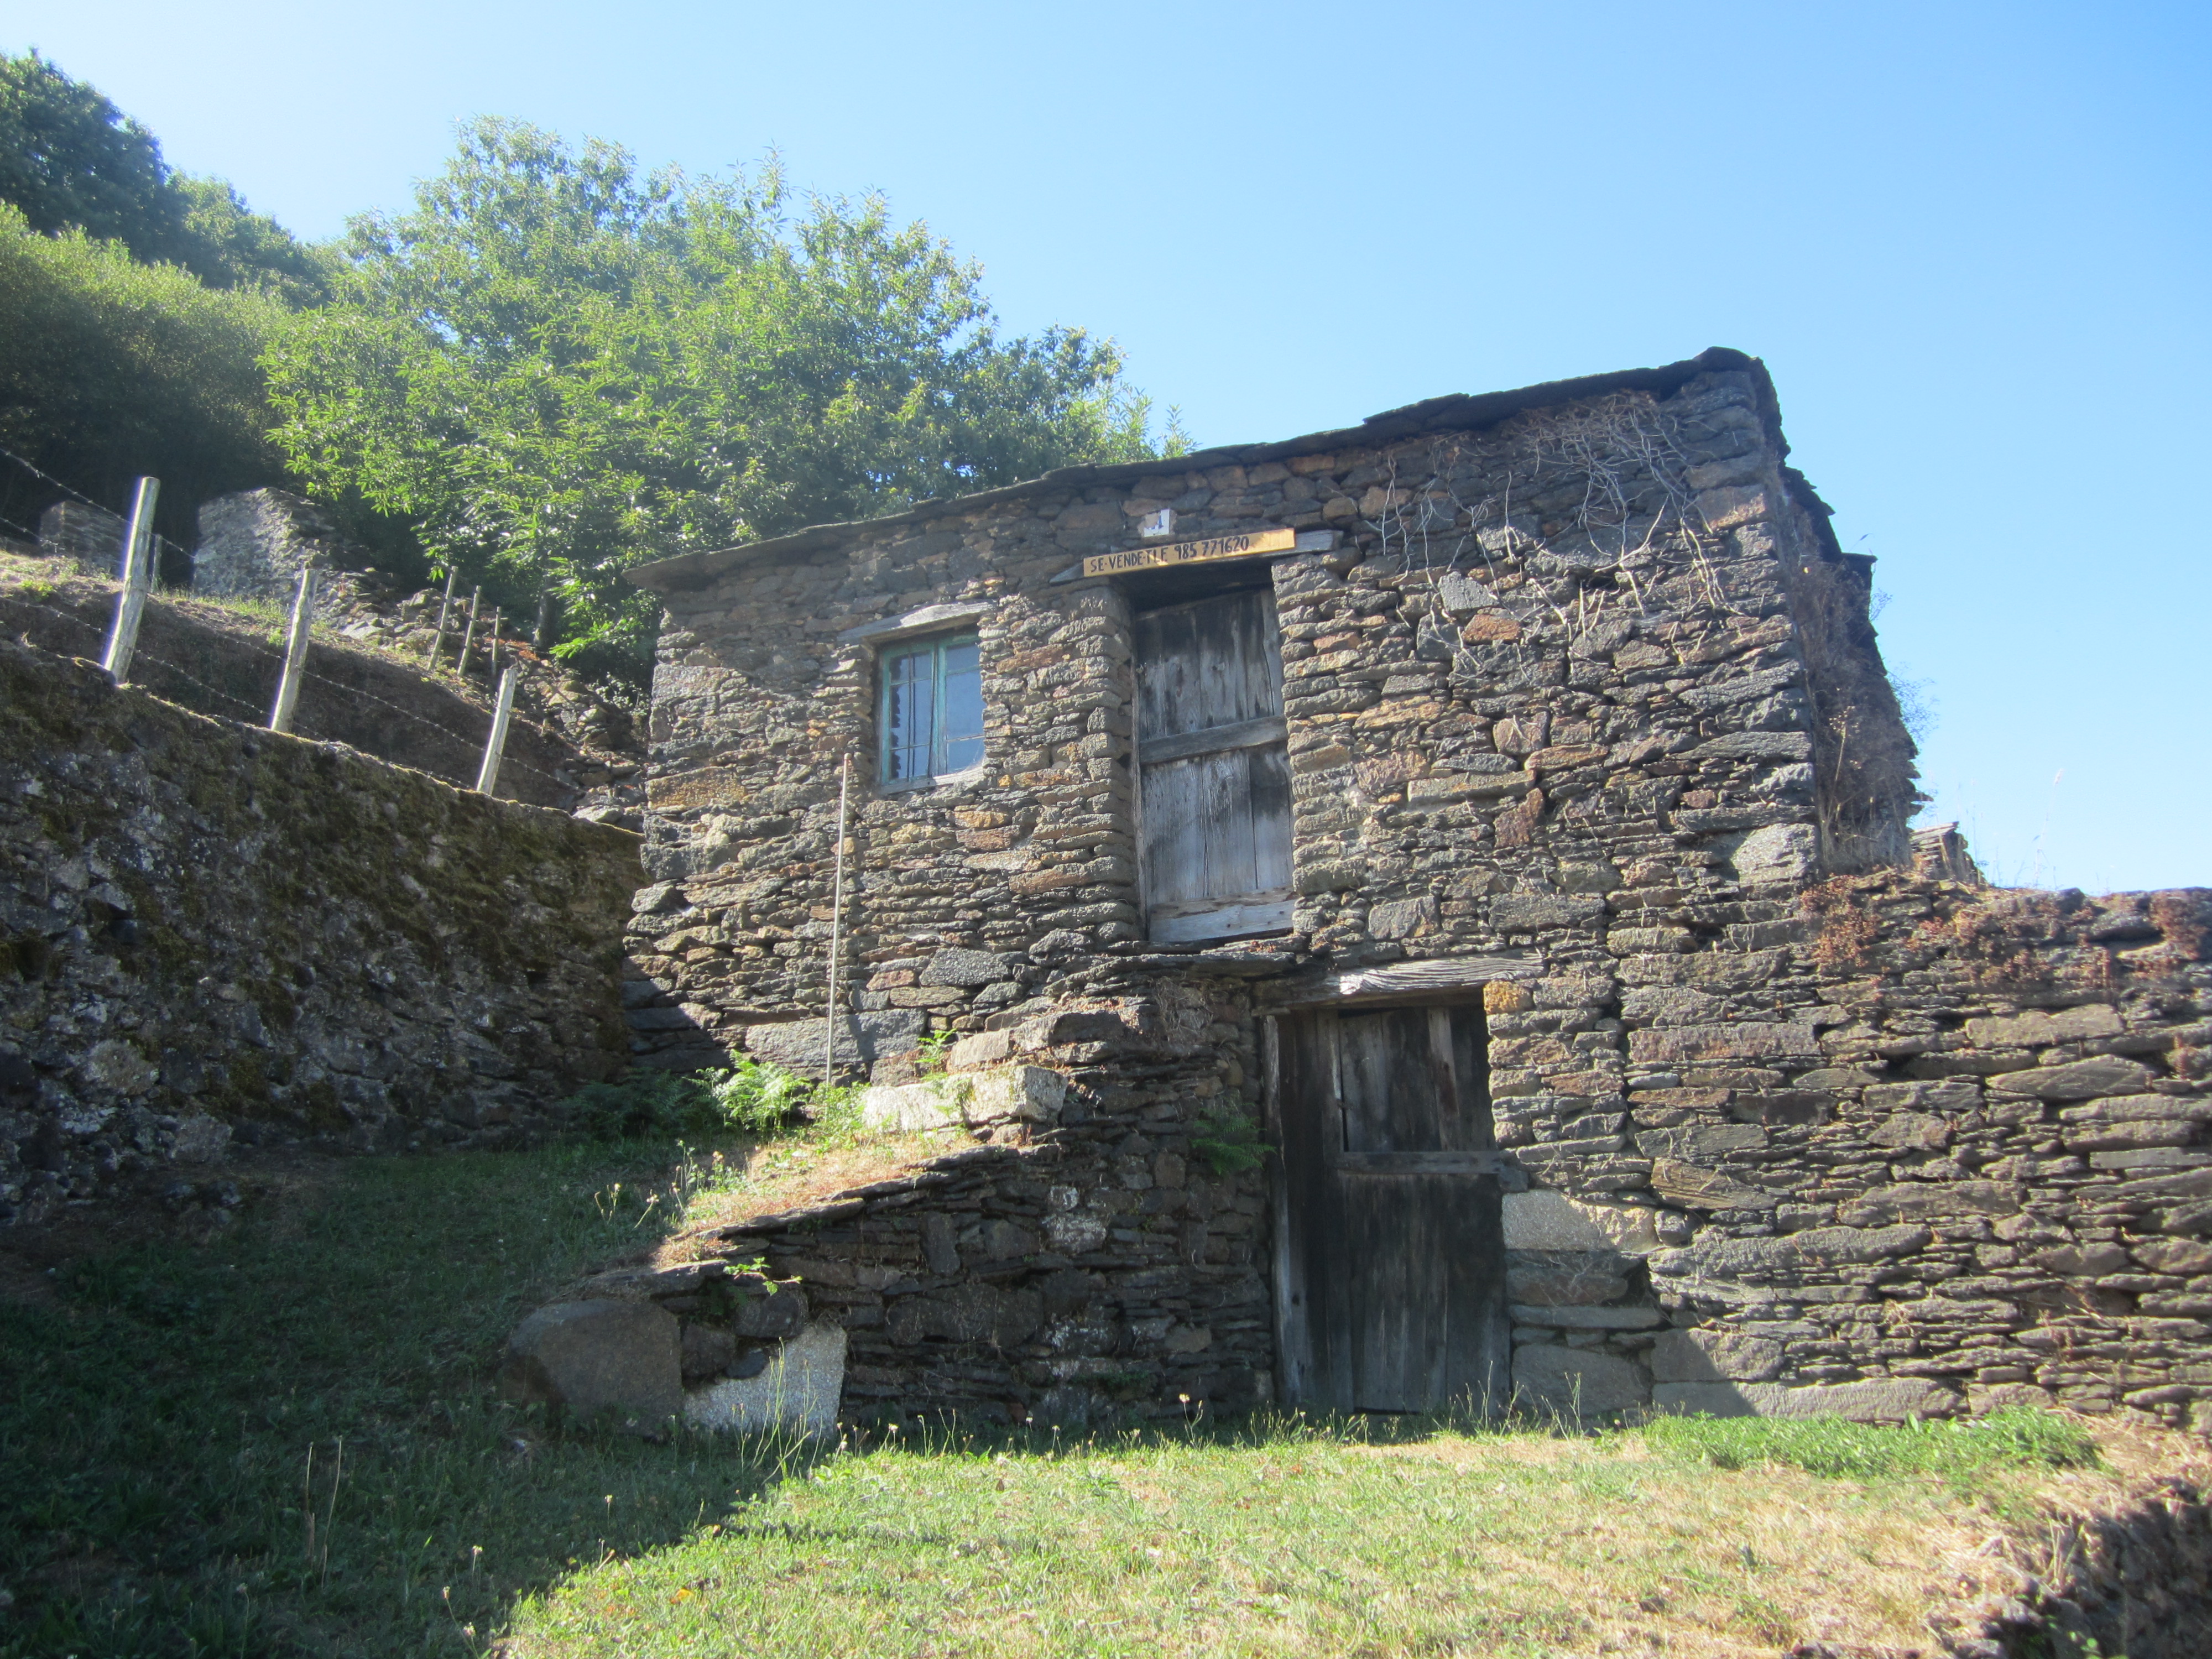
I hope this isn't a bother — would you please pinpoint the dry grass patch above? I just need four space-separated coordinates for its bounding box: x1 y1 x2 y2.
503 1410 2160 1659
655 1129 961 1263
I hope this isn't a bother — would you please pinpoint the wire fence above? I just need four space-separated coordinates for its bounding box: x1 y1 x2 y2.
0 440 201 578
0 447 577 796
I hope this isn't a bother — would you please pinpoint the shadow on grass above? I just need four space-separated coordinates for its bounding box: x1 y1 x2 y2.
0 1139 828 1659
1 1135 2107 1659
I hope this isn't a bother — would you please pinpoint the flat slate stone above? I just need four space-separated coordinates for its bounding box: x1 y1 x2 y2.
684 1322 846 1437
1652 1376 1958 1422
1986 1056 2156 1100
919 947 1016 988
1511 1343 1648 1414
1649 1327 1785 1383
1509 1303 1663 1329
744 1009 924 1068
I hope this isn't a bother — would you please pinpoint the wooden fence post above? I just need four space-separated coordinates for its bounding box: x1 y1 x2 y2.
267 565 317 732
100 476 159 684
429 568 458 667
474 665 519 796
488 607 502 681
458 586 482 675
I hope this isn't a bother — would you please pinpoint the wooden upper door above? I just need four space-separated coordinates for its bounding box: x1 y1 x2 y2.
1134 588 1293 943
1270 1003 1508 1415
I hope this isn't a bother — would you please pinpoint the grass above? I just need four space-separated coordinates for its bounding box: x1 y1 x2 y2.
1644 1405 2099 1485
505 1409 2115 1659
0 1140 793 1658
0 1125 2159 1659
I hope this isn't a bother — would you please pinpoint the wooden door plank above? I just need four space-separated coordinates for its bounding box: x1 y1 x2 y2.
1249 743 1294 894
1140 756 1201 905
1149 894 1293 943
1134 714 1287 764
1264 1016 1313 1404
1202 748 1259 898
1324 1150 1503 1174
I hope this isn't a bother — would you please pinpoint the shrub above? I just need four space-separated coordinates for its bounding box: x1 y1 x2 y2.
0 204 289 549
1192 1099 1266 1176
560 1057 816 1141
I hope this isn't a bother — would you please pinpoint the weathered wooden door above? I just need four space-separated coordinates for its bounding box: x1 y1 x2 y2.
1134 589 1292 943
1270 1003 1508 1413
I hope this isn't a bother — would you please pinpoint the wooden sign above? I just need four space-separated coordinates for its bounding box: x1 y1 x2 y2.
1083 526 1297 578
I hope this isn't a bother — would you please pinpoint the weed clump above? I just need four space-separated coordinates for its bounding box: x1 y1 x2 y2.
560 1057 816 1141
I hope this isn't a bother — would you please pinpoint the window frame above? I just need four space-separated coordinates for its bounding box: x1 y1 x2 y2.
876 629 985 792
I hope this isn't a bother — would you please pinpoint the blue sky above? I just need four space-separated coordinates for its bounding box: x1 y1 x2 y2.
17 1 2209 893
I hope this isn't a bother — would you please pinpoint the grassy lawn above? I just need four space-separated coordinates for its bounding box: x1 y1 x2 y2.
507 1411 2100 1659
0 1131 2149 1659
0 1140 789 1658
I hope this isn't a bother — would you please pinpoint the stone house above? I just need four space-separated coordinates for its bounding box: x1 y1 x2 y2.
623 349 2211 1429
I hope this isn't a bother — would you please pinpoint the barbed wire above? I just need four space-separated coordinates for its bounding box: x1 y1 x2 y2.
0 586 570 790
3 591 283 722
0 447 614 792
0 442 196 571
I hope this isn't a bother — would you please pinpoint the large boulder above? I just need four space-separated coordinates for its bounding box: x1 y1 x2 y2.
499 1300 682 1426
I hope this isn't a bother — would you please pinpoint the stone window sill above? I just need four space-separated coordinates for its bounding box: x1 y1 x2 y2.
878 763 988 797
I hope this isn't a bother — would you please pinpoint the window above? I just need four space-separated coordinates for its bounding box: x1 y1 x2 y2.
879 633 984 784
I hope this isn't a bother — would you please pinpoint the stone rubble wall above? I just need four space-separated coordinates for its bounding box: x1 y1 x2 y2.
1585 874 2211 1429
500 1260 845 1438
38 500 127 578
191 488 339 604
670 1011 1279 1426
0 641 641 1224
631 352 2208 1429
631 359 1903 1060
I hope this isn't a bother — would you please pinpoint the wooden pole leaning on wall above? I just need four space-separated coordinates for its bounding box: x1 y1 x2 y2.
428 568 458 668
267 564 318 733
822 753 852 1090
100 476 160 685
474 664 520 797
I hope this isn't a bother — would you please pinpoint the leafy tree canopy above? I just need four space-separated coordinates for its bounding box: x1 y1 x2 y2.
267 119 1181 676
0 50 332 302
0 203 289 554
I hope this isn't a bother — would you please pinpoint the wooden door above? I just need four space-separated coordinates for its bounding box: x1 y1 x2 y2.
1270 1004 1507 1413
1134 589 1292 943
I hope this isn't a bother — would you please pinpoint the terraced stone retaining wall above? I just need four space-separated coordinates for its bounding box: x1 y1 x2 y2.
0 643 641 1224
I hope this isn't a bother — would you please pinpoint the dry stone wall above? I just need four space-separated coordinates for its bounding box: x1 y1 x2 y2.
630 351 1901 1056
629 349 2207 1428
0 641 641 1224
674 1001 1279 1426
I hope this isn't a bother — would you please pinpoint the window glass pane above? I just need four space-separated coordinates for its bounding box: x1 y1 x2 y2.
883 645 933 780
937 637 984 773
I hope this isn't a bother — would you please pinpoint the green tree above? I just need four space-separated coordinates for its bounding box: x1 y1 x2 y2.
0 50 180 260
0 50 330 300
0 203 289 551
174 175 336 305
266 119 1177 676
